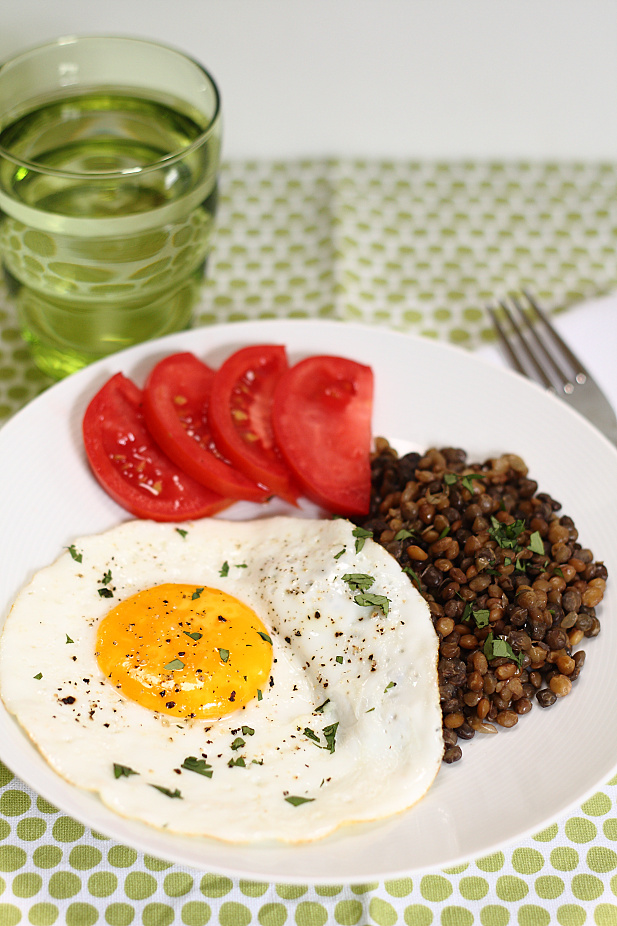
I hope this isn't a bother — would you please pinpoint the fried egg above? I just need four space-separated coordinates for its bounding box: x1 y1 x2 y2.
0 517 442 844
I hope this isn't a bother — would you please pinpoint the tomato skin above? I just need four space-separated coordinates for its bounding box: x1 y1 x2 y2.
208 345 299 504
272 355 373 516
142 353 270 503
83 372 232 521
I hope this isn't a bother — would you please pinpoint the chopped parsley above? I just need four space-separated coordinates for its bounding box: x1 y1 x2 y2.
462 603 490 629
183 630 202 641
231 737 245 751
101 570 112 585
151 785 182 799
228 756 246 768
65 634 74 644
257 631 272 644
218 648 230 663
175 528 188 539
403 565 421 588
333 547 346 559
314 699 330 713
164 658 185 671
241 726 255 736
113 763 139 779
528 531 545 554
384 681 397 692
322 722 339 754
192 587 204 600
98 588 113 598
483 632 523 666
219 561 230 577
285 795 315 806
33 672 42 680
303 727 321 744
444 472 487 493
181 756 213 777
342 573 374 591
257 689 263 701
394 528 417 542
488 516 525 550
352 526 373 553
353 592 390 616
335 655 343 664
67 545 82 563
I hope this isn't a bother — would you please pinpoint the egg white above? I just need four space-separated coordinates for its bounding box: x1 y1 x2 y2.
0 516 442 844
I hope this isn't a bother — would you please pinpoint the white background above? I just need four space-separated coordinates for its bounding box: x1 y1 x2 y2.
1 0 616 160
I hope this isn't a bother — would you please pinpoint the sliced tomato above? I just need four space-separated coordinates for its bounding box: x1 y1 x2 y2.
272 355 373 516
208 345 299 504
142 352 270 503
83 372 232 521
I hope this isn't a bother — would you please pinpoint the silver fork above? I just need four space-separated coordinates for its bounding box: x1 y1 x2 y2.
488 291 617 447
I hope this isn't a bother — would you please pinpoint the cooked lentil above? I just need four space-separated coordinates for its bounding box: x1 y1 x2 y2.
354 439 608 763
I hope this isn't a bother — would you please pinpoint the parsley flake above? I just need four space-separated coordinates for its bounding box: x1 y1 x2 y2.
228 756 246 768
285 795 315 806
322 722 339 754
218 648 230 663
403 565 421 588
175 528 188 539
303 727 321 744
113 763 139 779
352 526 373 553
394 528 417 541
181 756 212 777
65 634 74 644
336 655 343 664
353 592 390 616
151 785 182 798
192 587 204 600
528 531 545 554
67 545 82 563
384 681 397 692
33 672 42 680
98 588 113 598
183 630 202 641
462 603 490 628
101 570 112 585
257 631 272 644
231 737 245 751
257 689 263 701
314 699 330 713
342 573 374 591
488 516 525 550
241 726 255 736
483 632 523 666
333 547 346 559
164 658 185 671
219 561 230 577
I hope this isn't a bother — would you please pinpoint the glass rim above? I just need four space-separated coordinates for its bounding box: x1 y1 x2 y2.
0 34 222 180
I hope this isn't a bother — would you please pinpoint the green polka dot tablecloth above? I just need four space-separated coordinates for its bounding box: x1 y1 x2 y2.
1 158 617 925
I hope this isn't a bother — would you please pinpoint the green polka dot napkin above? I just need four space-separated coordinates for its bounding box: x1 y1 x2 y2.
1 158 617 925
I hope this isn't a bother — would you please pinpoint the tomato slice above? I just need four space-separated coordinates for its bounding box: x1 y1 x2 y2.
208 345 299 504
272 355 373 516
83 372 232 521
142 353 270 503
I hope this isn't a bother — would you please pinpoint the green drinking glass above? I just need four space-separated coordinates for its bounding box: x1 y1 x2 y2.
0 35 222 379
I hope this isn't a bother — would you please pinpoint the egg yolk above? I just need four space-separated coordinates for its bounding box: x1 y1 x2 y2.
96 583 273 720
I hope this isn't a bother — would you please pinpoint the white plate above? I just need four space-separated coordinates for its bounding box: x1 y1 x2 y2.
1 319 616 883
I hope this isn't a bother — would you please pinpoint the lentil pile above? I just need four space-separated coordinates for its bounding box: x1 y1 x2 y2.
355 439 608 764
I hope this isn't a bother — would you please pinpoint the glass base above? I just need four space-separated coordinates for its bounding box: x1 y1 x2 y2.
16 270 204 380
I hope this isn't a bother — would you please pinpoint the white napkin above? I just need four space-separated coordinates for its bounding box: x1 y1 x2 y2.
477 292 617 410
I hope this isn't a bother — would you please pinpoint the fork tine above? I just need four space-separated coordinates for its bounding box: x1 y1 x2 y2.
494 301 554 389
510 294 572 389
487 306 528 376
523 290 589 386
